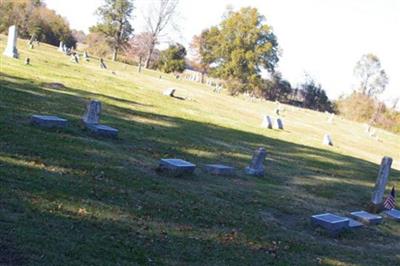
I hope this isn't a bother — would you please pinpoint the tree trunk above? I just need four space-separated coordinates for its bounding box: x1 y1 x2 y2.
145 42 155 68
138 56 142 73
112 47 118 61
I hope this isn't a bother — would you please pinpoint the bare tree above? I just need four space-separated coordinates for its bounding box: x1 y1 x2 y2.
124 32 153 72
143 0 179 68
354 54 389 97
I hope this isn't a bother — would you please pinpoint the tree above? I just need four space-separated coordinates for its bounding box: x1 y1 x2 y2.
156 43 186 73
189 33 209 83
143 0 180 68
124 32 155 71
354 54 389 97
92 0 134 61
300 75 333 112
262 72 292 102
199 7 279 94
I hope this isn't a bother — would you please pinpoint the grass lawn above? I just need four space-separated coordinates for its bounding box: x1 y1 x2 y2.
0 35 399 265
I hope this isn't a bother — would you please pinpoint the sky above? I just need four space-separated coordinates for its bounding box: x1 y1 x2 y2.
44 0 399 102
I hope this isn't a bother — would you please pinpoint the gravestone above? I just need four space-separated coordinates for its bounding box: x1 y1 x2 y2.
311 213 350 236
158 159 196 177
30 115 68 128
62 44 67 53
384 209 400 221
163 88 176 97
370 157 393 211
82 100 101 125
25 57 30 65
245 147 267 176
261 115 273 129
274 108 280 116
83 51 89 61
204 164 235 176
323 134 333 146
71 54 79 63
274 118 284 130
58 41 64 52
3 25 19 58
350 211 382 225
86 124 119 138
100 58 107 69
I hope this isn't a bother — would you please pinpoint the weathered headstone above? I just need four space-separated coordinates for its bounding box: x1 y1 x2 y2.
25 57 30 65
245 147 267 176
350 211 382 225
83 51 89 61
204 164 235 176
158 159 196 177
82 100 101 125
261 115 273 129
3 25 19 58
274 118 284 130
274 108 280 116
30 115 68 128
370 157 393 211
323 134 333 146
163 88 176 97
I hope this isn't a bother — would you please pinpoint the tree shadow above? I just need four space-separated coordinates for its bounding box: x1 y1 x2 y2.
1 72 400 265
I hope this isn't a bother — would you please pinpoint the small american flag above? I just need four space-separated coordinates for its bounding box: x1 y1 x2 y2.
383 186 396 210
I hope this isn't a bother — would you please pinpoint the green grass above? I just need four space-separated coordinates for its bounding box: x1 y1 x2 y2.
1 35 400 265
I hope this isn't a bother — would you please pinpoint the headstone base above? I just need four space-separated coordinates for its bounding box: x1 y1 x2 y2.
204 164 235 176
86 124 118 138
30 115 68 128
244 166 265 176
350 211 382 225
158 159 196 177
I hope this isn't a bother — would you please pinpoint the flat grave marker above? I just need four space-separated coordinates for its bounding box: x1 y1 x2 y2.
311 213 350 236
350 211 382 225
158 159 196 177
384 209 400 221
30 115 68 128
204 164 235 176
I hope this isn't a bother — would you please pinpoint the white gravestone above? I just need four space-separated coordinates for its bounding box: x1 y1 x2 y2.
323 134 333 146
274 118 284 130
261 115 273 129
58 41 64 52
3 25 19 58
371 157 393 206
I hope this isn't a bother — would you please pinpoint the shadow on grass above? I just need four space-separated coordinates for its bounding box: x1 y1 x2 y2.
1 72 400 265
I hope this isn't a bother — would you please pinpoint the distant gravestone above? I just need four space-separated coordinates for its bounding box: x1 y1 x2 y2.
274 108 280 116
25 57 30 65
62 44 67 54
83 51 89 61
323 134 333 146
30 115 68 128
261 115 273 129
82 100 101 125
204 164 235 176
163 88 176 97
3 25 19 58
245 147 266 176
274 118 283 130
71 53 79 63
370 157 393 211
100 58 107 69
58 41 64 52
158 159 196 177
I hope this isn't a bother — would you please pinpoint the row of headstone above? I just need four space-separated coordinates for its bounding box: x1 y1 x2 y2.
30 100 118 138
261 115 283 130
157 147 266 177
312 156 395 237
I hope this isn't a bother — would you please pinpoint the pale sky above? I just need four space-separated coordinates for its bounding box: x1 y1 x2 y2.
44 0 399 102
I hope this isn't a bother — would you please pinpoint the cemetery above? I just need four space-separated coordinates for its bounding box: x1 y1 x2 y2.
0 10 400 266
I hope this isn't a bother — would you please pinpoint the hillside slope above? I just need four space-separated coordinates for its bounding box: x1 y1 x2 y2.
1 36 399 265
